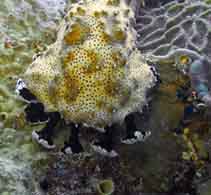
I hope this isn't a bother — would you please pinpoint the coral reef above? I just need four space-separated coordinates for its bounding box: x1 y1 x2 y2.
40 154 144 195
189 58 211 106
0 157 33 194
136 0 211 106
0 0 67 194
137 0 211 168
0 0 65 128
136 0 211 61
0 0 211 194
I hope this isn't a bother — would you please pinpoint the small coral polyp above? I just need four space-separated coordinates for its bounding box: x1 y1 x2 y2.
22 0 155 129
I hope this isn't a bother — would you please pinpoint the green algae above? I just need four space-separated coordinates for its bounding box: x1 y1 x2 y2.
205 0 211 4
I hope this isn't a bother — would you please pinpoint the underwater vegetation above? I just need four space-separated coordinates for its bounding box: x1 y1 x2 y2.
0 0 211 194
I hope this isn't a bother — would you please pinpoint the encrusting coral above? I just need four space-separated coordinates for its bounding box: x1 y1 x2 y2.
0 1 68 194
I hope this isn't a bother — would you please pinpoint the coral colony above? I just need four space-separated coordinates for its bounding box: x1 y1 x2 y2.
136 0 211 105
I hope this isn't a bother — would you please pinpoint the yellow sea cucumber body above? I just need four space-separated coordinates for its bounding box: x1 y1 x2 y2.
23 0 156 128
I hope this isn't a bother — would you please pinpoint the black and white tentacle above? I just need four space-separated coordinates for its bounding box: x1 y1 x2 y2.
15 79 37 103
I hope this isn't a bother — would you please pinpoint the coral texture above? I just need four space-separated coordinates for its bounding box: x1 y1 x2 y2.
136 0 211 61
0 0 67 194
136 0 211 105
22 0 156 128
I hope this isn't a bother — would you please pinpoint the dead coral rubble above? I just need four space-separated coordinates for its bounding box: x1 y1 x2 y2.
40 154 144 195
